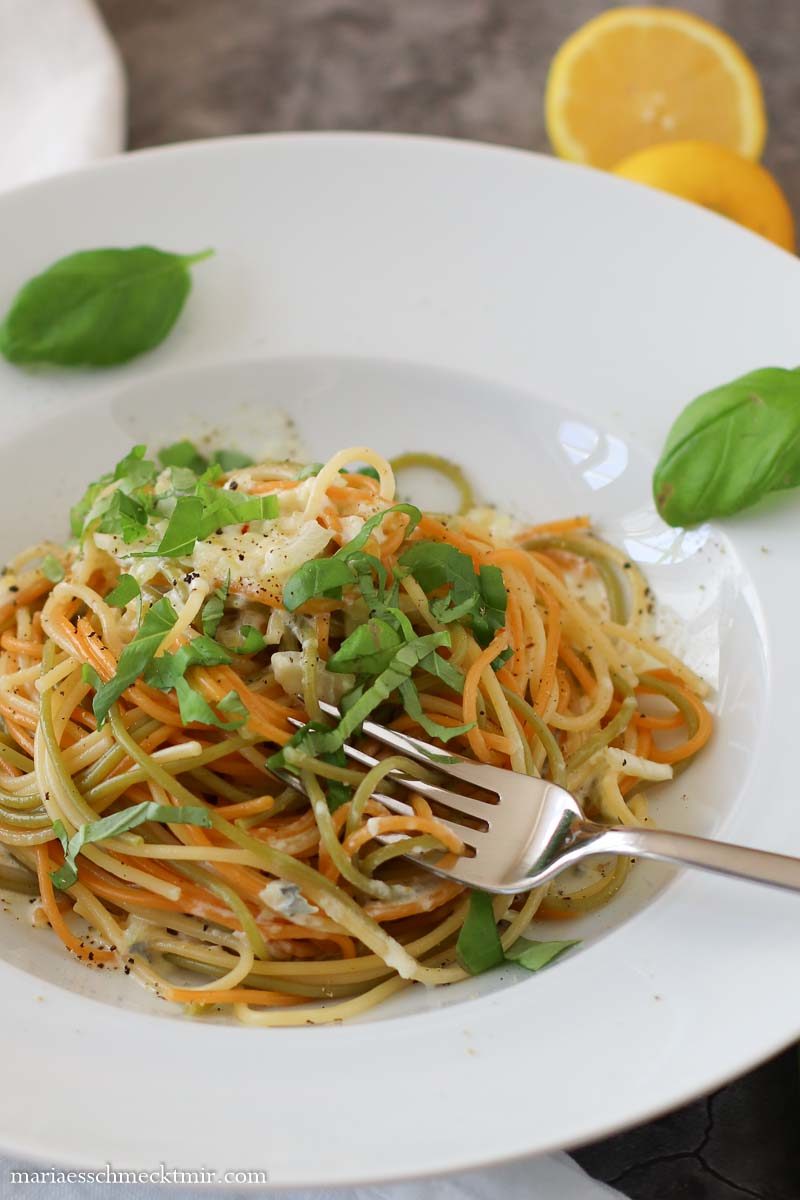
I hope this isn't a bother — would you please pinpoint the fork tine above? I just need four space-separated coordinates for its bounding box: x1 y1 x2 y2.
289 713 492 825
282 716 485 838
316 699 498 788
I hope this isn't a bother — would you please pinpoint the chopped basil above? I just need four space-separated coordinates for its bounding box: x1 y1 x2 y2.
201 574 229 638
283 503 421 611
232 625 267 655
112 445 158 492
398 542 507 651
70 445 157 539
269 722 351 812
40 555 64 583
271 631 451 761
138 633 245 731
295 462 324 480
105 575 141 607
159 440 254 478
505 938 580 972
92 597 178 726
97 490 150 544
327 618 405 676
143 634 232 691
456 891 504 974
283 558 355 611
212 448 254 472
150 494 205 558
81 663 102 689
50 802 211 890
171 676 246 730
397 679 472 743
456 897 582 977
139 485 279 561
217 690 249 719
159 439 208 474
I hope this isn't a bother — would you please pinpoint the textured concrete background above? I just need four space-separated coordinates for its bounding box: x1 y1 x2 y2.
98 0 800 208
95 2 800 1196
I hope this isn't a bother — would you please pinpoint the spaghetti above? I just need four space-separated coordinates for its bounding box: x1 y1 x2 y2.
0 443 712 1024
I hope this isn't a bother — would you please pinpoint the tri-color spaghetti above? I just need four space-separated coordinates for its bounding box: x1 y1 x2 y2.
0 442 712 1024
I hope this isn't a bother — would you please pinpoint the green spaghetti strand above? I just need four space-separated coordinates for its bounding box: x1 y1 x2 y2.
500 686 567 786
523 535 628 622
391 452 475 515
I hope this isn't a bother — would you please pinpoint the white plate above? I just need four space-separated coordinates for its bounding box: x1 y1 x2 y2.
0 134 798 1186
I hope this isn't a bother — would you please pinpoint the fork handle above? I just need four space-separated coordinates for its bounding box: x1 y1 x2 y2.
584 825 800 894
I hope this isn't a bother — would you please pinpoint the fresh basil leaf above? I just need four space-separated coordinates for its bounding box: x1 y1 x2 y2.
93 597 178 726
398 679 473 742
355 465 380 481
327 618 405 676
97 490 150 544
456 890 504 975
105 574 140 607
159 440 208 474
201 574 229 638
653 367 800 526
0 246 213 368
172 676 246 730
50 802 211 890
505 938 580 972
283 504 421 611
212 448 254 472
40 555 64 583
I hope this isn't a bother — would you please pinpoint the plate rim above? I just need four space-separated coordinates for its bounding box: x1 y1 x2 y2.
0 130 798 1185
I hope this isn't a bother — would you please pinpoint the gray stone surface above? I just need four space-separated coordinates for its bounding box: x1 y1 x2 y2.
98 0 800 209
94 2 800 1196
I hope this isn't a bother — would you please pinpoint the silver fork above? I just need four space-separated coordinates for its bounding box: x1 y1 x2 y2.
277 701 800 895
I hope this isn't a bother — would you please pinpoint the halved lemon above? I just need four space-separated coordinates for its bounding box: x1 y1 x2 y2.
546 7 766 168
614 141 795 251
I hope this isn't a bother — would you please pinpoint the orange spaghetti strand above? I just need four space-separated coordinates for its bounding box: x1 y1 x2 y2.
516 515 590 539
533 590 561 716
642 672 713 765
162 986 305 1007
35 846 116 964
462 630 511 763
559 643 596 695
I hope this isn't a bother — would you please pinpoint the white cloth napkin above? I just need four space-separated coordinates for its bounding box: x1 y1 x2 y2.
0 3 624 1197
0 0 125 189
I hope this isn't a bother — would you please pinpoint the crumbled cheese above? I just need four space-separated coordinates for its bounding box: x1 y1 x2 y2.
260 880 318 918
